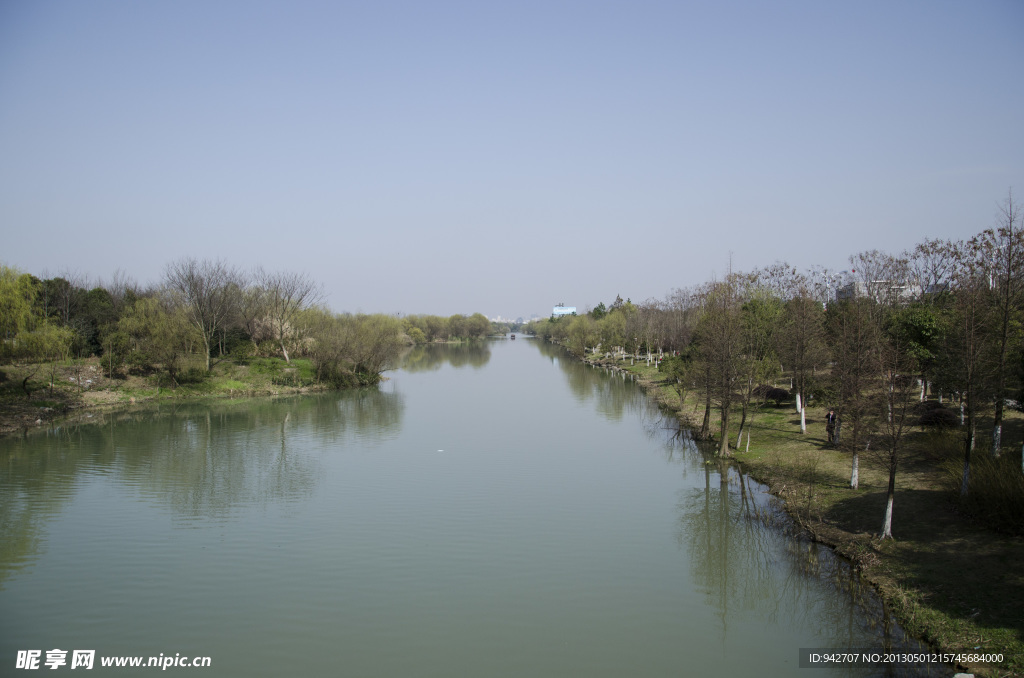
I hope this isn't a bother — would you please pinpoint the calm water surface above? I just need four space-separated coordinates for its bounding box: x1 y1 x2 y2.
1 339 939 676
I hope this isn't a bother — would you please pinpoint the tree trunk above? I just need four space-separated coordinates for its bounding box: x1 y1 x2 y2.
960 441 971 498
961 400 976 497
736 402 748 449
699 390 711 440
850 450 859 489
718 405 731 457
880 465 895 539
280 329 290 363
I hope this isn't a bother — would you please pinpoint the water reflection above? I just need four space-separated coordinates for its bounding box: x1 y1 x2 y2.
532 340 647 422
400 342 492 372
1 339 950 676
0 387 404 586
677 460 939 676
533 338 940 676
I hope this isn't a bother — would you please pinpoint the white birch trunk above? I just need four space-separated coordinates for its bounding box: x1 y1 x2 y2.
880 493 894 539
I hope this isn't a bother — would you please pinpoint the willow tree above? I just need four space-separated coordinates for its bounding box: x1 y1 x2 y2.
0 265 37 358
300 309 404 387
117 295 200 387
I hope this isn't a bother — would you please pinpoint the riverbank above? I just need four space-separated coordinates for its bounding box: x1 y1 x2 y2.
0 356 332 437
576 349 1022 677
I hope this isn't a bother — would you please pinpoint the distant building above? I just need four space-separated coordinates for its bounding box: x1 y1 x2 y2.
552 304 576 317
835 281 922 304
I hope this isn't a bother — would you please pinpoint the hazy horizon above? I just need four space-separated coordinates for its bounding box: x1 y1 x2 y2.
2 1 1022 319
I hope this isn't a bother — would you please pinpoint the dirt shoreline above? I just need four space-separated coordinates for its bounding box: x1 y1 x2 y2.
0 361 330 439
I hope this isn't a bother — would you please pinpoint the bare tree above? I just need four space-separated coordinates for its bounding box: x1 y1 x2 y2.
734 288 782 451
975 191 1024 457
237 281 269 344
906 237 957 298
254 267 323 362
776 291 827 413
875 305 920 539
103 268 140 317
40 268 88 326
828 297 882 489
164 258 244 371
847 250 912 306
935 241 995 496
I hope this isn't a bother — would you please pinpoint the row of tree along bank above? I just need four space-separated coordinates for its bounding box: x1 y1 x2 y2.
401 313 494 344
0 258 495 423
527 196 1024 676
527 197 1024 534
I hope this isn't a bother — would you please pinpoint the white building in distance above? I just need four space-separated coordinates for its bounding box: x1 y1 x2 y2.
552 304 576 317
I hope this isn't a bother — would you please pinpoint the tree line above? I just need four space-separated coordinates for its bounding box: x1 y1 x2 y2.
400 312 493 344
527 194 1023 538
0 258 417 390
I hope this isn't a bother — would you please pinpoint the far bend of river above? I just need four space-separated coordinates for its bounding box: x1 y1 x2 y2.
1 338 941 677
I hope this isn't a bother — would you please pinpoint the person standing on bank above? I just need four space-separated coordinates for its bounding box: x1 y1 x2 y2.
825 408 837 444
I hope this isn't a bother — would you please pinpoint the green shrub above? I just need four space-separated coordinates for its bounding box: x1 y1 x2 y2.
126 350 154 374
231 340 257 365
177 367 207 385
272 368 300 386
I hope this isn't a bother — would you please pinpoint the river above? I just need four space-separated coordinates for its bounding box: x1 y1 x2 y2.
0 338 941 676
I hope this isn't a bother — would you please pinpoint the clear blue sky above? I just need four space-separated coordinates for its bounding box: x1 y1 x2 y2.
2 0 1022 318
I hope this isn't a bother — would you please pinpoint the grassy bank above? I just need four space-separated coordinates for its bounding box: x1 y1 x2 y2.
584 351 1023 677
0 356 330 436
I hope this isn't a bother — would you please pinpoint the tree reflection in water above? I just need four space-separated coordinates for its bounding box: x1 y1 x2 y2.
534 339 648 422
677 459 941 677
533 338 941 677
0 387 405 586
399 342 492 372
